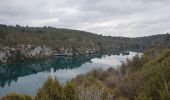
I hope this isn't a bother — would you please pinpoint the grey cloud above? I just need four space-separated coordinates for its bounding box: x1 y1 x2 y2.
0 0 169 37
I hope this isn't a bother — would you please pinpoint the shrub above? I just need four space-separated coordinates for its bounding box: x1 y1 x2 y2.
63 82 78 100
1 93 32 100
35 76 63 100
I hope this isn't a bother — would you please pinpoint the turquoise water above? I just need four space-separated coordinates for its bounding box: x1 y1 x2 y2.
0 52 139 96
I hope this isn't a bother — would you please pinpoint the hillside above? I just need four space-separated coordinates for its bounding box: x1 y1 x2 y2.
0 24 170 63
0 24 169 50
0 24 101 48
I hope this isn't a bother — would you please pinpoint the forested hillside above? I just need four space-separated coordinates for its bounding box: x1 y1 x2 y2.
0 24 169 51
0 24 170 63
0 24 100 48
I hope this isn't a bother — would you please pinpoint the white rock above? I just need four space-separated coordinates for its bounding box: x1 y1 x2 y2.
0 51 8 63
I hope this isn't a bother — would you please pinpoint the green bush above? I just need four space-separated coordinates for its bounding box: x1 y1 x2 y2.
35 76 63 100
1 93 32 100
63 82 78 100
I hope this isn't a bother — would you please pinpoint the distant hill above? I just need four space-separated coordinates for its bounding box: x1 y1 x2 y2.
0 24 169 52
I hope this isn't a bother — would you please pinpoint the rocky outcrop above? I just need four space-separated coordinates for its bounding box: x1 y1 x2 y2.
55 47 100 56
0 44 101 63
21 45 53 58
0 45 53 63
0 51 7 63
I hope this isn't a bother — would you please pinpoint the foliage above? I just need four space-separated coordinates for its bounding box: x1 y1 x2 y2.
35 76 63 100
1 93 32 100
63 82 78 100
117 45 170 99
77 85 112 100
0 24 170 52
33 68 115 100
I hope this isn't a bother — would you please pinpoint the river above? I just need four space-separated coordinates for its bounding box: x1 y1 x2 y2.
0 51 139 96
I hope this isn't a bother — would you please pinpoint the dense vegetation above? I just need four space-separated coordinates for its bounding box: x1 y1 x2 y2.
0 24 98 48
0 24 169 51
1 39 170 100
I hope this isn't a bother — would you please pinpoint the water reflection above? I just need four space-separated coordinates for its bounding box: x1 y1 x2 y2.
0 51 139 96
0 53 103 88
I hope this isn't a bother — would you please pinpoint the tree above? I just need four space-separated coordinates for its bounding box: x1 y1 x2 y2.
64 82 78 100
16 24 20 27
0 28 7 39
35 76 63 100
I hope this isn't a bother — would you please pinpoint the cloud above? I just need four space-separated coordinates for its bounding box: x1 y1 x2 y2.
0 0 170 37
32 18 59 26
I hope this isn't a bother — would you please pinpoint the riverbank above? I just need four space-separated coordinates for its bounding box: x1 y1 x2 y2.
0 50 138 97
0 44 101 64
1 44 170 100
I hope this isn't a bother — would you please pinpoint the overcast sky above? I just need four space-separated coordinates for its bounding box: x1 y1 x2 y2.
0 0 170 37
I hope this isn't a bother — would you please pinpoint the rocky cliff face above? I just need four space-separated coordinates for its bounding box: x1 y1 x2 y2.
0 45 53 63
56 47 100 56
0 44 101 63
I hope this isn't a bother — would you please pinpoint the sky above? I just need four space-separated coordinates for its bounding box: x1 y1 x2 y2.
0 0 170 37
